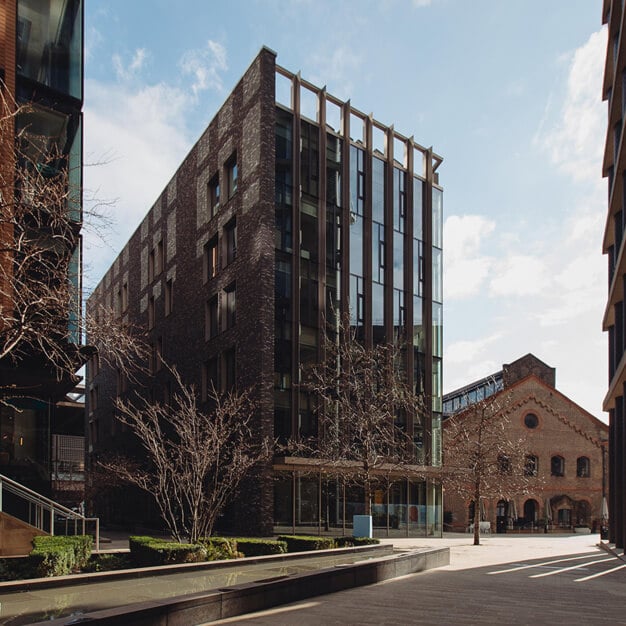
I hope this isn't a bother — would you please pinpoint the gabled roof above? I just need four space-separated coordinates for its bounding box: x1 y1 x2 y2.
445 373 608 449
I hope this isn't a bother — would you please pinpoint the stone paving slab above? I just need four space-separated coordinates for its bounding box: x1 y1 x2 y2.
211 533 626 626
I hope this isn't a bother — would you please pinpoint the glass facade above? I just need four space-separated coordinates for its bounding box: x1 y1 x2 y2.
17 0 83 99
272 68 443 536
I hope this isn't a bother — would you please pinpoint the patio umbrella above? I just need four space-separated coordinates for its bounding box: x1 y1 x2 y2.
480 499 487 521
601 496 609 520
545 498 553 524
508 500 517 528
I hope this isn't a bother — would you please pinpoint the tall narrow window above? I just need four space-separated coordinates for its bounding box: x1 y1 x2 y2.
223 348 236 390
206 296 218 339
209 172 220 217
164 278 173 316
156 240 164 275
122 282 128 312
148 249 155 282
156 336 163 371
203 236 218 282
524 455 538 477
227 153 238 198
148 295 155 329
551 455 565 477
576 456 590 478
225 283 236 329
225 220 237 265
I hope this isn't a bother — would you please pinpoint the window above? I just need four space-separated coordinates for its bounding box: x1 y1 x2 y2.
551 455 565 477
209 173 220 217
203 236 218 282
227 153 238 198
149 240 163 282
165 279 173 316
206 296 219 340
149 343 157 374
225 220 237 265
116 369 127 396
222 348 236 390
498 454 511 474
148 295 155 329
524 455 538 477
524 413 539 429
156 336 163 371
201 357 219 401
577 456 590 478
225 283 236 329
122 282 128 312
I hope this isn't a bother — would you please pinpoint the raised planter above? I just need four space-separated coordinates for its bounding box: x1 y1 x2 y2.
574 526 591 534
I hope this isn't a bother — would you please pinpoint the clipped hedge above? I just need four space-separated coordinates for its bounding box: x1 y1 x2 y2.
234 538 287 557
128 536 207 567
29 535 93 577
335 536 381 547
277 535 336 552
198 537 242 560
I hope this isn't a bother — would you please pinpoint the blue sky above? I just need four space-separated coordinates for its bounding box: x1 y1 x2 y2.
83 0 607 419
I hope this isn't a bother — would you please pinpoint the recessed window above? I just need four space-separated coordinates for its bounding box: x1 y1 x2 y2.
577 456 590 478
206 296 219 340
498 454 512 474
203 236 218 282
165 279 173 316
201 357 219 402
226 154 238 198
223 348 236 390
156 336 163 371
524 454 538 477
148 295 155 329
524 413 539 429
224 220 237 266
551 455 565 477
225 283 236 329
209 173 220 217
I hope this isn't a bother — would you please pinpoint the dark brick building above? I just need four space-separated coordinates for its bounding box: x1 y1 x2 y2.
87 48 444 537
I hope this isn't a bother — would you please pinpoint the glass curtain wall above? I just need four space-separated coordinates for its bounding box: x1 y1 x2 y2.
272 76 442 536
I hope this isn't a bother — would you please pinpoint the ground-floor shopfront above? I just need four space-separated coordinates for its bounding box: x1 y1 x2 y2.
272 468 442 538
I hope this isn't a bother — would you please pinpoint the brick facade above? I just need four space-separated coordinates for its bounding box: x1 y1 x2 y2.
444 366 608 534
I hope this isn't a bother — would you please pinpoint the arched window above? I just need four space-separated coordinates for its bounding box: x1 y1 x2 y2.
524 454 538 476
498 454 511 474
523 499 538 525
576 456 590 478
551 455 565 477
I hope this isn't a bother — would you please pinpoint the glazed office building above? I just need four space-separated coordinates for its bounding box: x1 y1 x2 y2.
87 48 443 536
0 0 84 497
603 0 626 549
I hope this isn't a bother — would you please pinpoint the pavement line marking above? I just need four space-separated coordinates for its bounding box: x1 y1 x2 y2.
529 557 614 578
574 563 626 582
488 553 609 575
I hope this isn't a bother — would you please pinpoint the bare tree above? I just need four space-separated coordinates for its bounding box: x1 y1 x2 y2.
99 368 271 543
443 389 534 545
0 86 119 392
293 314 426 518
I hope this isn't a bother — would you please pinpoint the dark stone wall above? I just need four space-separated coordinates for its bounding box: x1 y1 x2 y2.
503 353 556 389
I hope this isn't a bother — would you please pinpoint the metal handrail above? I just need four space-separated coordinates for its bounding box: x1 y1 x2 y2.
0 473 100 551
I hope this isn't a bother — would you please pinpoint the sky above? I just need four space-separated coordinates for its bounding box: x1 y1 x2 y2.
83 0 608 420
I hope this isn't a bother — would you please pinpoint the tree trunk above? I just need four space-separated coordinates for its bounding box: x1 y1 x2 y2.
473 482 481 546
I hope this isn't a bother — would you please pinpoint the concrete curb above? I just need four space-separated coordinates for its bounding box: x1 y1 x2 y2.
27 546 449 626
598 540 626 563
0 544 388 593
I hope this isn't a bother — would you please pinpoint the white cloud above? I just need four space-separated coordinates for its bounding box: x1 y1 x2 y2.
412 0 433 6
308 46 362 100
446 334 503 365
113 48 148 82
537 27 607 184
489 255 551 297
179 40 228 97
443 214 495 300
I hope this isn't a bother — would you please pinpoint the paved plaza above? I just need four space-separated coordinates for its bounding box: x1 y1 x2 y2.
212 534 626 625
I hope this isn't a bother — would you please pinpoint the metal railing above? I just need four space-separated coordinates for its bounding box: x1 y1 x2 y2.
0 473 99 551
